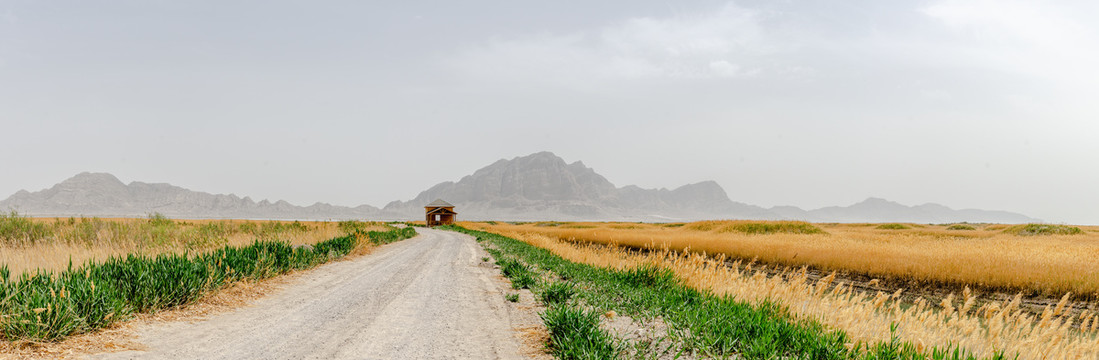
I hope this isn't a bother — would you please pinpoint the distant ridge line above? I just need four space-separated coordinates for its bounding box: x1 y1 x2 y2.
0 153 1039 223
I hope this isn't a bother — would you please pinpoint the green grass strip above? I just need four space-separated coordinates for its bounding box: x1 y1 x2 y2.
0 226 417 341
542 303 621 360
447 225 1014 360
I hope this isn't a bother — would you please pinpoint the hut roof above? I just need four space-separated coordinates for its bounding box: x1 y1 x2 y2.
425 199 454 208
426 206 457 215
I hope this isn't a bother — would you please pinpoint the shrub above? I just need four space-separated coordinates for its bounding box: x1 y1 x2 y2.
945 224 976 231
337 220 368 234
615 264 677 288
722 222 826 235
511 272 536 289
498 258 527 278
362 227 417 245
145 212 174 227
245 221 312 237
541 304 620 359
875 223 910 230
497 258 537 289
685 221 722 231
540 281 577 306
1004 224 1083 236
0 211 52 244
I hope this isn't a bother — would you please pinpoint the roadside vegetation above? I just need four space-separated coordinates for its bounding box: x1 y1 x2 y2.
0 214 416 342
470 221 1099 297
0 212 392 276
452 225 1019 359
465 222 1099 359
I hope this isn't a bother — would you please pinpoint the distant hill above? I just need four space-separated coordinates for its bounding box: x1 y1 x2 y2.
768 197 1039 224
381 151 772 221
0 172 379 220
380 152 1039 223
0 152 1041 223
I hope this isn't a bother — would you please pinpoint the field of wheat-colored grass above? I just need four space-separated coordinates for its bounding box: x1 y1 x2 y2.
466 222 1099 359
0 213 390 277
471 221 1099 297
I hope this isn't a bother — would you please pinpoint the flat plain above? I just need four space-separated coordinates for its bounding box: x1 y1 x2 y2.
5 213 1099 359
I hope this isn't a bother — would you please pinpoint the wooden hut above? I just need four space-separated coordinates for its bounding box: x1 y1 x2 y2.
425 199 457 227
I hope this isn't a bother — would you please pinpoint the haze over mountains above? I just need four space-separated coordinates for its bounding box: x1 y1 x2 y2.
1 152 1038 223
0 172 381 220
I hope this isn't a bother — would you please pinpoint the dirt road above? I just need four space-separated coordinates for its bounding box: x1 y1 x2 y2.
96 228 526 360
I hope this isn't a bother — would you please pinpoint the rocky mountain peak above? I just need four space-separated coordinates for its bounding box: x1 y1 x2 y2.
57 172 127 190
673 181 726 196
382 152 763 221
857 197 893 204
422 152 617 203
850 197 905 209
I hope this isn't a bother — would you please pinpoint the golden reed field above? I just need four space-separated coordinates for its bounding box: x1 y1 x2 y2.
0 215 390 277
472 220 1099 297
466 220 1099 359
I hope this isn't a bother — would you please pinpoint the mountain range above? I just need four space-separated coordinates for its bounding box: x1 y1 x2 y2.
0 152 1039 223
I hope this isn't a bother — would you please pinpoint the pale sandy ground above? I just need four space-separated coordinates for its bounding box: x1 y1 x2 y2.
92 228 537 360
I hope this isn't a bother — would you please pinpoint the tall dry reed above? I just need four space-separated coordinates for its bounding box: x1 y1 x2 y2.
479 221 1099 296
469 223 1099 359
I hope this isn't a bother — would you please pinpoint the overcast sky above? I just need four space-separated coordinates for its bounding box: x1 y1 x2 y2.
2 1 1097 224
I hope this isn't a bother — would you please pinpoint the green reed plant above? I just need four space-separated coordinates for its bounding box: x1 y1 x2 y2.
0 211 53 244
0 226 418 341
542 304 621 360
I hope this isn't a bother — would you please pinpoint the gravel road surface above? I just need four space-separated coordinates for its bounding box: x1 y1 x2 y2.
95 228 525 360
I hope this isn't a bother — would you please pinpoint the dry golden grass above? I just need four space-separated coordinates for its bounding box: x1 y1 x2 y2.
0 217 389 277
468 223 1099 359
472 221 1099 297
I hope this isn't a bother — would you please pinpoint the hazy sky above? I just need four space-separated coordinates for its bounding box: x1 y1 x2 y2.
2 1 1097 224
